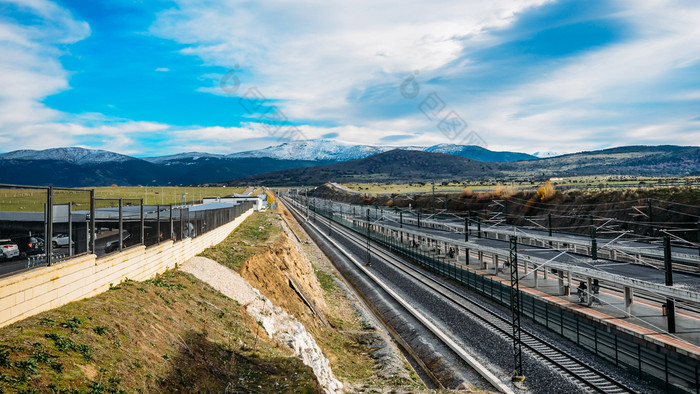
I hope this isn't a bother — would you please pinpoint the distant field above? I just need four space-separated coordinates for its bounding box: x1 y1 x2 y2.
93 186 248 205
0 186 250 212
343 176 700 195
343 181 535 194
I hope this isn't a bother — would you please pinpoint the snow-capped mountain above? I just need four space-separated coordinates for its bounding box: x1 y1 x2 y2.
227 139 392 161
143 152 225 164
0 147 136 164
533 151 564 158
224 139 536 163
425 143 537 162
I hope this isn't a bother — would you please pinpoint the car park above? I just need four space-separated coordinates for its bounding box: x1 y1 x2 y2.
0 239 20 261
52 234 74 247
10 235 45 257
104 233 133 253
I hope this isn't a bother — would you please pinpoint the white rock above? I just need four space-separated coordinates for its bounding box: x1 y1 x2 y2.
181 256 343 393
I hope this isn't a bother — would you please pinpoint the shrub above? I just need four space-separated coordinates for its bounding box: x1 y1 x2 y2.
535 180 556 202
460 188 474 198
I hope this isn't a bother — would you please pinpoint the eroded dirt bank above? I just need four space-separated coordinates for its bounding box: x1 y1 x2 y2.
199 206 427 391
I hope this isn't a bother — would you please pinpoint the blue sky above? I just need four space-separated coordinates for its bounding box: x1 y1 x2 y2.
1 0 699 157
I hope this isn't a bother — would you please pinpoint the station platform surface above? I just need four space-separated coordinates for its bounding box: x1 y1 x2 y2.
463 254 700 359
356 214 700 358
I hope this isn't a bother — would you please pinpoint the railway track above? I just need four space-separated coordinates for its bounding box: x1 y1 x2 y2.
282 197 514 392
282 196 637 393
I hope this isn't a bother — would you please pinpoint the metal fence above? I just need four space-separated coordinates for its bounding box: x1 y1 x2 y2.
309 201 700 394
0 184 255 276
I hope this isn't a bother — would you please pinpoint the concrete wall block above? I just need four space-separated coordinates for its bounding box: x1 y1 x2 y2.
0 208 254 329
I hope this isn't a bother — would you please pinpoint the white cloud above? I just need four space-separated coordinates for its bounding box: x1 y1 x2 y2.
0 0 177 156
152 0 552 123
429 0 700 154
0 0 91 144
151 0 700 155
3 0 700 158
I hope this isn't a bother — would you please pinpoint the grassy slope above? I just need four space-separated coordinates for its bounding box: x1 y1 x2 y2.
0 207 421 393
201 209 424 390
0 271 318 393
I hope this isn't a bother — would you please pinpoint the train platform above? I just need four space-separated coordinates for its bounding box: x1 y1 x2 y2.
351 212 700 359
466 257 700 359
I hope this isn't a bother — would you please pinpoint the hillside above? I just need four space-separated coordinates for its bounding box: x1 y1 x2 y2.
1 144 698 187
425 144 536 162
225 149 500 185
226 139 536 162
226 145 700 186
0 149 330 187
505 145 700 178
0 209 422 392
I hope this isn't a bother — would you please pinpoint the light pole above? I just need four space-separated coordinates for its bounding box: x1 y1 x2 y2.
181 193 188 206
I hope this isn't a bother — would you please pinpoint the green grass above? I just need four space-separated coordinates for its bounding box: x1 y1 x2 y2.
198 211 282 272
93 186 248 205
314 269 336 292
0 186 249 212
0 271 319 393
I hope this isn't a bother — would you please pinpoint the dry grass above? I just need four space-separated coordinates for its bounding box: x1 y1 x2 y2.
0 271 318 393
198 210 282 272
535 180 556 202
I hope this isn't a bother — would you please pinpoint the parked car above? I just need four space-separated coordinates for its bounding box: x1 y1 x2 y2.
0 239 20 261
52 234 74 248
104 233 132 253
10 235 45 257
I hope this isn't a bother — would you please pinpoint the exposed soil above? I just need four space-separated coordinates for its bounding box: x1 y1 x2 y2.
0 270 320 393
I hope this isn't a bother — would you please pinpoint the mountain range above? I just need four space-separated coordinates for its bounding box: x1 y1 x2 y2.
0 142 697 187
227 145 700 186
139 140 536 163
0 140 535 187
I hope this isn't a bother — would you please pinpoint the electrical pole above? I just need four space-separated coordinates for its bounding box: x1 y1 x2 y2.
328 201 333 236
648 199 654 237
664 236 675 333
509 236 524 381
465 216 469 242
477 215 481 238
366 209 371 265
505 198 509 225
590 225 598 260
432 182 435 215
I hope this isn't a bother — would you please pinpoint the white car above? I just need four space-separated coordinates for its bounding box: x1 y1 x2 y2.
0 239 20 261
52 234 74 247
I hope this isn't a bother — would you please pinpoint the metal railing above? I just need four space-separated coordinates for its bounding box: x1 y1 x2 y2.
0 184 255 276
306 199 700 393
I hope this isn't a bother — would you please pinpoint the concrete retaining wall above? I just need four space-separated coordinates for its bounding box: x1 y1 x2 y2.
0 208 254 328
